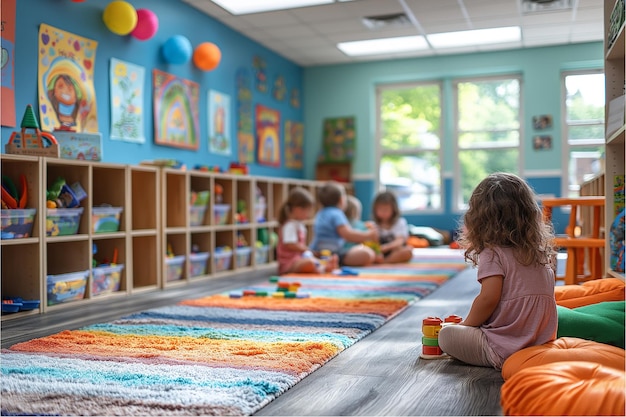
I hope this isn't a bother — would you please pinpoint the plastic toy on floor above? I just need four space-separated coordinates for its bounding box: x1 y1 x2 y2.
420 315 462 359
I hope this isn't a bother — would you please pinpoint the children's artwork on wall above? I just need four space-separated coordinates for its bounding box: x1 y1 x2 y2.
236 67 254 162
290 87 300 109
256 104 280 167
285 120 303 169
110 58 145 143
319 116 356 162
152 69 199 150
532 114 553 130
208 90 231 155
1 0 16 127
533 135 552 150
37 24 99 133
253 55 267 93
273 75 286 101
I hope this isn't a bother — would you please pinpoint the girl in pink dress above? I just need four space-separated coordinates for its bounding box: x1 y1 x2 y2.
438 172 558 370
277 187 337 275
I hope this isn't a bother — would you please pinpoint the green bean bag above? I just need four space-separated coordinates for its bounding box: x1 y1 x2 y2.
557 301 625 348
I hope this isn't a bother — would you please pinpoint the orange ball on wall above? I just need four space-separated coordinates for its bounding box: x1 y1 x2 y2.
193 42 222 71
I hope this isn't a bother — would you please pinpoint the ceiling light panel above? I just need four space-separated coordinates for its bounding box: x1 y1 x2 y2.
211 0 334 15
337 35 429 56
427 26 521 48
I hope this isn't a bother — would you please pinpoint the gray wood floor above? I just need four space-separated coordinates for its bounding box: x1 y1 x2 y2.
1 264 503 416
256 267 504 416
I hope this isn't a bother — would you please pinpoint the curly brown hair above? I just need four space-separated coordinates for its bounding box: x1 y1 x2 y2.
458 172 555 267
277 187 315 225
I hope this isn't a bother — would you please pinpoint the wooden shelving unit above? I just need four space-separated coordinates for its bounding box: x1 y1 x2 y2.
1 155 332 320
604 0 626 280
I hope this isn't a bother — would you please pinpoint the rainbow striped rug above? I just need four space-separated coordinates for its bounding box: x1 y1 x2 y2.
1 248 467 416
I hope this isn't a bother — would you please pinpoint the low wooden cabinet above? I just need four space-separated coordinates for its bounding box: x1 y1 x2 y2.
1 155 330 320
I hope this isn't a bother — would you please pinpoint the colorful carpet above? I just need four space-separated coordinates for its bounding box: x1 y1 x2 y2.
1 248 467 416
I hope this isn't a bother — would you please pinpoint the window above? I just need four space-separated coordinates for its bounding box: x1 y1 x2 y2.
454 76 521 209
376 82 442 212
562 71 605 197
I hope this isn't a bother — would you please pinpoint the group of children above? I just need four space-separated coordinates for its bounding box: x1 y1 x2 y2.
278 173 560 373
277 181 413 275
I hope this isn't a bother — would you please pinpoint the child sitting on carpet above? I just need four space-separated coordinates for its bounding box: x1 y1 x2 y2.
310 181 378 267
438 172 557 370
371 191 413 264
277 187 337 275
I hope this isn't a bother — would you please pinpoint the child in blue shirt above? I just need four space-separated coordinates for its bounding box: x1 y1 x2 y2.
310 181 378 266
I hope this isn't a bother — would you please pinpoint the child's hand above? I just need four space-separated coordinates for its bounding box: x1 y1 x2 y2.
367 228 378 241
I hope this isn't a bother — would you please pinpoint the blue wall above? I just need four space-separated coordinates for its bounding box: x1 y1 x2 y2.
303 43 604 231
2 1 603 233
1 0 304 178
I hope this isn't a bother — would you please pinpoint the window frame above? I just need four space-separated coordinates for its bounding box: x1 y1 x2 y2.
452 74 524 211
560 69 605 198
375 80 444 214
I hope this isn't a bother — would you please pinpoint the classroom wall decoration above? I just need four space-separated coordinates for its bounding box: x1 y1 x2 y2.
253 55 267 93
532 114 553 130
285 120 303 169
37 24 99 133
273 75 286 101
532 134 552 150
319 116 356 162
109 58 145 143
208 89 231 155
236 67 254 162
1 0 16 127
290 87 300 109
152 69 199 150
256 104 280 167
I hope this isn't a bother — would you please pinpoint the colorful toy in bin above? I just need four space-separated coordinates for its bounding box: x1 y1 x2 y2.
46 207 84 236
46 270 89 305
214 246 232 272
92 206 123 233
2 174 28 209
1 208 36 239
92 264 124 296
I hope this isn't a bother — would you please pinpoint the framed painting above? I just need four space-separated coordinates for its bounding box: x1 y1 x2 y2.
256 104 280 167
153 69 199 150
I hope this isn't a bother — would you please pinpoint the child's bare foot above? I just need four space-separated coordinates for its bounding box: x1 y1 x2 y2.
374 253 385 264
325 254 339 272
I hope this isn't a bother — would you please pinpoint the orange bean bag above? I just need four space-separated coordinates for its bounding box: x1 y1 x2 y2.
501 337 625 380
555 278 625 309
501 361 625 416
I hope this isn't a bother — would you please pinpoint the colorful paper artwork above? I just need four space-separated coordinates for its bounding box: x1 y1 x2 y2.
273 75 286 101
37 24 99 133
110 58 145 143
285 121 303 169
209 90 231 155
290 87 300 109
253 55 267 93
236 67 254 162
1 0 16 127
152 69 199 150
320 116 356 162
256 104 280 167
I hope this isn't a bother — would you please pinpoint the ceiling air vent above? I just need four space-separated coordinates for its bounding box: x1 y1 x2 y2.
362 13 412 30
521 0 573 13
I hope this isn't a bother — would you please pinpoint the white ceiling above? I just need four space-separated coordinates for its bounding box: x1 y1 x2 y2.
181 0 605 67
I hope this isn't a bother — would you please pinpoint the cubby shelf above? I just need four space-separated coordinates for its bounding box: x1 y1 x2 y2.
1 155 331 319
604 0 626 280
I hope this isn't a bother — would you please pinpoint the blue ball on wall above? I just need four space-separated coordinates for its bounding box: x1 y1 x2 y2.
162 35 192 64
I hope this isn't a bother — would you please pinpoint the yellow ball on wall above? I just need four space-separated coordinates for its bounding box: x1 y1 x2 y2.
103 1 138 36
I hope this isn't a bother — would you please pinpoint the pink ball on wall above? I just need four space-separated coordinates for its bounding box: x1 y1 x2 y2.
131 8 159 41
